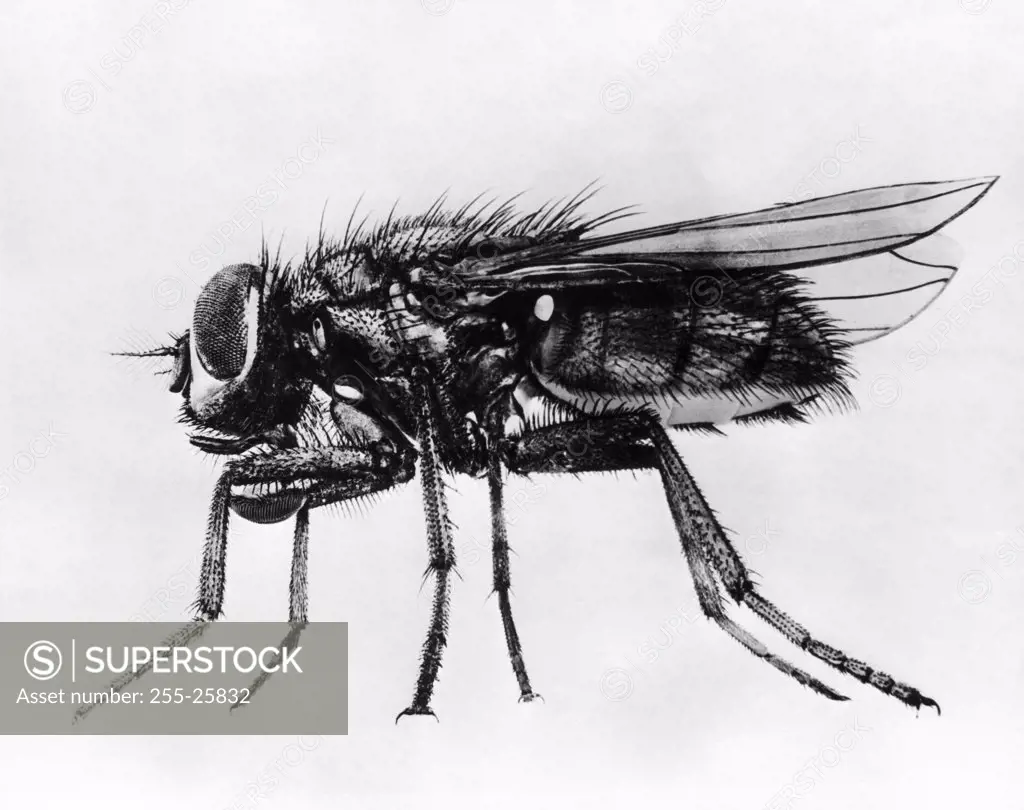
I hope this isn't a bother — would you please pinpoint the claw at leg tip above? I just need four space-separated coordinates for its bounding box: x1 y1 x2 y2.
395 707 439 725
919 696 941 716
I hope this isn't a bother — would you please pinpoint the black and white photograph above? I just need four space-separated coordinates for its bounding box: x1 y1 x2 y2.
1 1 1022 806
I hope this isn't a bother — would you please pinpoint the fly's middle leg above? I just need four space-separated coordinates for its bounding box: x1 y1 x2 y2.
485 452 542 702
397 371 457 722
484 402 657 703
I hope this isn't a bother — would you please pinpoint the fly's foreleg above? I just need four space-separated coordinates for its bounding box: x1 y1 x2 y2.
72 620 210 725
195 443 413 621
230 448 416 712
230 505 309 711
74 442 413 726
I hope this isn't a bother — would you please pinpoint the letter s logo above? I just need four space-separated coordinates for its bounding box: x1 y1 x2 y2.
24 641 63 680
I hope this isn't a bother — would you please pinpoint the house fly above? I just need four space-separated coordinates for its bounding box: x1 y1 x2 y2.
96 176 996 722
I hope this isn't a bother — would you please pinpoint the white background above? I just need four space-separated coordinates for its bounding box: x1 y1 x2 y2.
2 1 1023 807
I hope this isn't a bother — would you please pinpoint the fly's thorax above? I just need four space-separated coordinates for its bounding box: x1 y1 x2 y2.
383 279 452 364
381 273 522 425
272 295 421 455
319 301 401 376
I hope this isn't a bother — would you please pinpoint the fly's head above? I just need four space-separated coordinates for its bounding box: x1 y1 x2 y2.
130 244 423 525
146 261 375 525
180 262 309 439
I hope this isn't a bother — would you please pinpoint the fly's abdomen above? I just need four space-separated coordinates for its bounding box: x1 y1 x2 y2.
526 275 851 420
529 285 695 394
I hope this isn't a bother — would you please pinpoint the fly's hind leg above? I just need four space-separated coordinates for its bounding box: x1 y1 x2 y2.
646 426 939 712
500 412 849 704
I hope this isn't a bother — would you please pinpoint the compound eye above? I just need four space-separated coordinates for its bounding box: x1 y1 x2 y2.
192 264 261 380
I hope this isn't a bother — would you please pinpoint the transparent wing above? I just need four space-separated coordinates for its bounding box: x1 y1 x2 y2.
799 232 962 345
454 176 996 343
